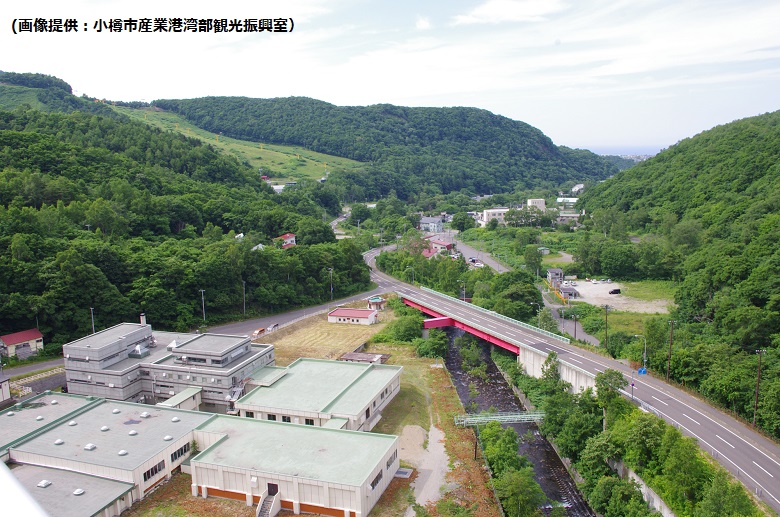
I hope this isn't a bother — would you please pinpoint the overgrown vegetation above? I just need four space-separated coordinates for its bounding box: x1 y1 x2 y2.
493 349 765 517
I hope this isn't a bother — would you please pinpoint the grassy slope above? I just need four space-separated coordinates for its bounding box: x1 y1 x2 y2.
0 84 46 111
111 105 364 184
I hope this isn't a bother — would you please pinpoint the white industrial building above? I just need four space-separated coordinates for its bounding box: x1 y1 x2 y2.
235 358 402 432
191 415 399 516
63 321 275 412
2 390 400 517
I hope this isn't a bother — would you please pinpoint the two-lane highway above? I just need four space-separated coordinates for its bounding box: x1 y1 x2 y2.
367 258 780 512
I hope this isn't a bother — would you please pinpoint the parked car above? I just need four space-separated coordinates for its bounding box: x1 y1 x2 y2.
609 289 621 295
251 327 266 338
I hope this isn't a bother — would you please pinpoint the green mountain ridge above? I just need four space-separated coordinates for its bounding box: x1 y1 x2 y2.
152 96 618 199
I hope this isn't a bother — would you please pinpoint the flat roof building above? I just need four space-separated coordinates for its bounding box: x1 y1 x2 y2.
328 308 378 325
191 415 399 517
63 323 275 412
235 358 402 431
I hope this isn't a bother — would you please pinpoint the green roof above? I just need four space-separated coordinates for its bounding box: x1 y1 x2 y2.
193 415 397 486
236 358 401 416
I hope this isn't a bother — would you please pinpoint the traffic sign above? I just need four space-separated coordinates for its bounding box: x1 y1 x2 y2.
638 368 647 375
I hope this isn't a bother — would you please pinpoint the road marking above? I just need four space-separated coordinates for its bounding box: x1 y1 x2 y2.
652 396 669 406
568 358 583 364
716 435 735 448
683 413 701 425
754 461 775 478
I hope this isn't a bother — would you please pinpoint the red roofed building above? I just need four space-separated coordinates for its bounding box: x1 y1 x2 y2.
328 308 378 325
277 233 297 249
0 328 44 359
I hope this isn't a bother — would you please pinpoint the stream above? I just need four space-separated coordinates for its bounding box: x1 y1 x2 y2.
444 331 595 517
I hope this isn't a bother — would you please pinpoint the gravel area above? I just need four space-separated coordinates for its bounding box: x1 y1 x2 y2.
564 280 671 314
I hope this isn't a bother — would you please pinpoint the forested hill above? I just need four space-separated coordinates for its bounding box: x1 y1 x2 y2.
0 106 369 345
0 71 120 118
152 96 618 199
579 110 780 347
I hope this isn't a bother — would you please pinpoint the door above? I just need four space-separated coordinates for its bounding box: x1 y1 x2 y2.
268 483 278 496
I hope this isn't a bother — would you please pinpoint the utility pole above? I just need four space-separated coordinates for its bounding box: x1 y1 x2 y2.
242 280 246 315
199 289 206 321
754 349 767 426
90 307 95 334
635 334 647 370
572 314 578 341
603 305 611 351
328 268 334 301
667 320 676 381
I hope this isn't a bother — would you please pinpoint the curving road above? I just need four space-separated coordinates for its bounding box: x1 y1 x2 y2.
388 282 780 514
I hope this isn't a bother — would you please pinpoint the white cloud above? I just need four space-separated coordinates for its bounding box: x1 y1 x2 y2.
453 0 569 25
416 16 431 30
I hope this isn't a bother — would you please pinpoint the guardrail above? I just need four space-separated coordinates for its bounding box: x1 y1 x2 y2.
420 286 570 345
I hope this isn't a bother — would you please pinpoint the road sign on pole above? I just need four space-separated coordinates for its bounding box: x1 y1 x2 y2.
638 368 647 375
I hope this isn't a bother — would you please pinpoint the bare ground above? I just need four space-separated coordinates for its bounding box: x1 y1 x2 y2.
565 280 672 314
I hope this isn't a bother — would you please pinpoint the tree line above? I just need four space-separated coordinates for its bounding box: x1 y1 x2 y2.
0 107 370 350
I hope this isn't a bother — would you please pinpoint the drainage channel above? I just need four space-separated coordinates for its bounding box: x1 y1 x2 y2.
444 331 595 517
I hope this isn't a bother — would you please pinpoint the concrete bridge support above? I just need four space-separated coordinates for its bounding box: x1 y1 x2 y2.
518 346 596 394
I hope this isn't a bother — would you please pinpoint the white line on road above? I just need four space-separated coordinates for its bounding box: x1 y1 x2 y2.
683 413 701 425
754 461 775 478
652 396 669 406
568 358 583 364
716 435 735 449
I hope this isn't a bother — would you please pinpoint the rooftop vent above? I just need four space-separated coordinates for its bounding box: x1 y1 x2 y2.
6 412 13 416
129 430 138 436
118 450 128 456
50 400 58 405
101 426 110 432
84 443 96 451
68 421 77 426
140 412 150 418
73 489 85 496
112 408 121 414
54 439 64 445
37 480 52 488
163 435 173 441
171 417 180 422
36 416 44 421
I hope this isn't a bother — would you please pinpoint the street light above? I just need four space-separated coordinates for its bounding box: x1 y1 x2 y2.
458 280 466 302
754 349 767 426
199 289 206 321
328 268 334 301
90 307 95 334
530 302 541 327
242 280 246 315
603 305 612 351
571 314 578 341
406 266 415 284
634 334 647 370
667 320 676 381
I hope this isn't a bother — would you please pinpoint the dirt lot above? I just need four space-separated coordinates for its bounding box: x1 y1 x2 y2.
566 280 671 314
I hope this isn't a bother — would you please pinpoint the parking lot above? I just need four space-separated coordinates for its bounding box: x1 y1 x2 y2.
565 279 672 314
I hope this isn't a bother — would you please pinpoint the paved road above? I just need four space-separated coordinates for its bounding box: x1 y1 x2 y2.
394 286 780 513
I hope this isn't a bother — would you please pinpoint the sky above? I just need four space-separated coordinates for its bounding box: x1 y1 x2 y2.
3 0 779 155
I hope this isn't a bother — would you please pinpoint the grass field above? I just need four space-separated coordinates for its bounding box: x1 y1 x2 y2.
0 84 46 111
620 280 678 301
111 106 364 184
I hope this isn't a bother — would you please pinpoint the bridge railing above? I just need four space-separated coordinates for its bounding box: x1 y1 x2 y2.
454 411 546 427
421 286 570 345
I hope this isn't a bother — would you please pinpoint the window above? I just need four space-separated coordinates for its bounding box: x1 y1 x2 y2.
143 460 165 482
267 414 277 421
305 418 314 426
386 450 398 470
282 416 291 423
370 470 383 490
245 411 254 418
171 442 190 462
366 408 370 419
373 401 376 408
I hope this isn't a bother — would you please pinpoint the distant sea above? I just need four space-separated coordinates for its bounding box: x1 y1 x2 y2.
587 145 662 157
